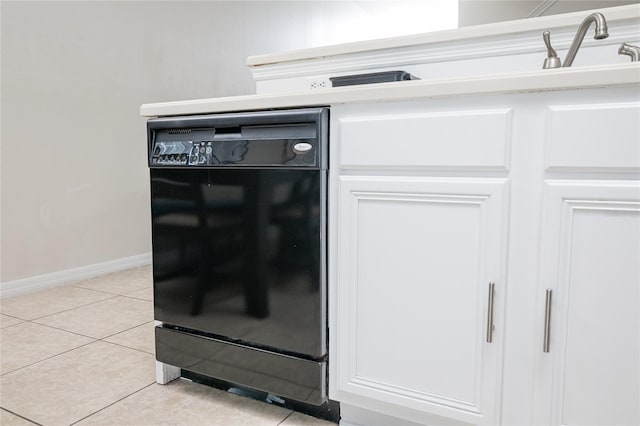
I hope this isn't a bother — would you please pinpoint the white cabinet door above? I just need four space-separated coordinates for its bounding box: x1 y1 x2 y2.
334 176 509 425
534 180 640 425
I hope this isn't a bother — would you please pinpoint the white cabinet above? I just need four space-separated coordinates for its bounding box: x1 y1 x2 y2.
329 88 640 425
531 98 640 425
335 176 508 425
534 180 640 425
330 101 513 425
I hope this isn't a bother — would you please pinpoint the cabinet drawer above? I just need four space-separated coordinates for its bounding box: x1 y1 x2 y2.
545 102 640 171
338 109 512 169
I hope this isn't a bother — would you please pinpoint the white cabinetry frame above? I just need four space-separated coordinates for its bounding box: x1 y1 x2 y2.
534 180 640 425
329 87 640 425
334 176 509 425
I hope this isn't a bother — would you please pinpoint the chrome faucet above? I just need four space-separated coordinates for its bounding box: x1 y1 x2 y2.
619 43 640 62
563 12 609 67
542 31 561 69
542 12 609 69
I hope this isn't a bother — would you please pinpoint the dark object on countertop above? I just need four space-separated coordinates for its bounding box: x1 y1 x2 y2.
330 70 419 87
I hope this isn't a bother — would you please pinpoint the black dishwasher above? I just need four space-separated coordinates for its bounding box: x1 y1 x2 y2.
147 108 332 410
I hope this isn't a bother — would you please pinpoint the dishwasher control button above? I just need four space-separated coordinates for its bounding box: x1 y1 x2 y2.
292 142 312 154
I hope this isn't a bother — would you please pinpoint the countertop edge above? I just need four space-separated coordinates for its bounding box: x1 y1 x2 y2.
140 63 640 117
246 4 640 67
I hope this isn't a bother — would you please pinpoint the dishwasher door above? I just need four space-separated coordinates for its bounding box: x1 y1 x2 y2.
151 167 326 358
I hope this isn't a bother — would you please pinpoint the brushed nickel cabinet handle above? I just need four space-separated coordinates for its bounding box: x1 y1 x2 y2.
486 282 495 343
543 289 553 353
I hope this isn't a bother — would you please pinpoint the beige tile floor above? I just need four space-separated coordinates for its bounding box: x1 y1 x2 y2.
0 266 335 426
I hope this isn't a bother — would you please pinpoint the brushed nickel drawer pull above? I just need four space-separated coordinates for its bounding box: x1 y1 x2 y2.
486 282 495 343
543 289 553 353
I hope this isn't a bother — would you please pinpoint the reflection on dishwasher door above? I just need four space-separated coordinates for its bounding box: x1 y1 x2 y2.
151 168 322 356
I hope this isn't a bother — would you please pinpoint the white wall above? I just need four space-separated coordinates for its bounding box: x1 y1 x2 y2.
459 0 639 27
459 0 540 27
0 0 459 283
0 1 339 283
544 0 639 15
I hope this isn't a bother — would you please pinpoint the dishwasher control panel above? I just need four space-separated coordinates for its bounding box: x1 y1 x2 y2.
150 135 319 168
151 141 213 166
148 109 327 169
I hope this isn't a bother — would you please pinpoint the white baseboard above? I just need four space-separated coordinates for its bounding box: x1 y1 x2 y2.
0 253 152 299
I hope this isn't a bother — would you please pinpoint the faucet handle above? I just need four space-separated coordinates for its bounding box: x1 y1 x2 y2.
543 31 561 69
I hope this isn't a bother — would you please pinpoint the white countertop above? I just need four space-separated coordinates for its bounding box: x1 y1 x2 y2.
140 63 640 117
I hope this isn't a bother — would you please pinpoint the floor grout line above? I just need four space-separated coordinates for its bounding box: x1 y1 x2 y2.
28 292 151 325
67 382 156 426
118 293 153 303
277 410 295 425
23 321 102 340
27 293 120 322
98 339 155 356
28 314 155 341
120 294 153 302
0 312 31 322
1 281 152 321
0 407 43 426
0 312 26 320
0 321 29 330
1 280 119 307
100 319 155 341
68 284 126 296
0 340 97 377
72 284 151 298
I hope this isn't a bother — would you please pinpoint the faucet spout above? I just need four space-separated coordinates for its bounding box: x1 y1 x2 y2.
619 43 640 62
562 12 609 67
